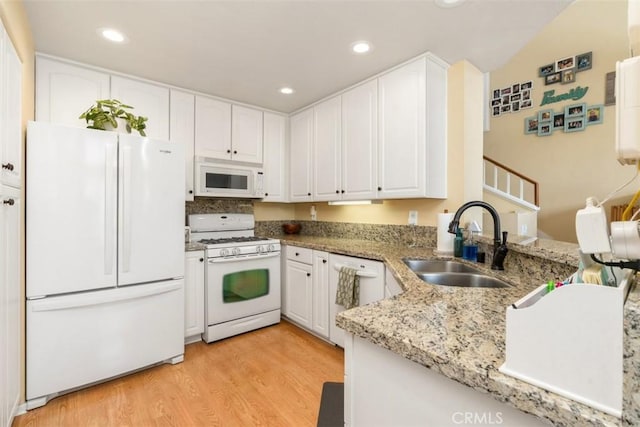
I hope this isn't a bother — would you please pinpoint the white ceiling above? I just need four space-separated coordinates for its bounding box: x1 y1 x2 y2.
24 0 574 113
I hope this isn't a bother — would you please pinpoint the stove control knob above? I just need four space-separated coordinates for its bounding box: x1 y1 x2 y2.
257 245 265 253
220 248 229 257
232 248 241 256
268 244 276 252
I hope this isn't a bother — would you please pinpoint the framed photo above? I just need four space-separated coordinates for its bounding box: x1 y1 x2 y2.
492 89 501 99
491 99 501 107
511 93 521 102
576 52 593 72
538 123 552 137
522 90 531 100
555 56 575 72
512 101 520 112
512 83 520 94
492 106 501 117
539 64 555 77
538 109 553 122
521 81 533 90
561 68 576 84
521 99 532 109
565 103 586 118
545 72 561 85
553 113 565 129
524 116 539 134
586 105 604 125
502 95 510 104
501 105 511 113
501 87 512 96
565 117 586 132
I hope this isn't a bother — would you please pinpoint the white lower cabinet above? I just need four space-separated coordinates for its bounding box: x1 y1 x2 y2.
344 335 546 427
283 246 330 339
184 251 205 342
1 186 20 427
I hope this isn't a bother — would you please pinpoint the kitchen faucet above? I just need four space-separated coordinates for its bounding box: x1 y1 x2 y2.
448 201 508 270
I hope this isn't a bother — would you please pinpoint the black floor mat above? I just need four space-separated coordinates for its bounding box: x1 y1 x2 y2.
316 382 344 427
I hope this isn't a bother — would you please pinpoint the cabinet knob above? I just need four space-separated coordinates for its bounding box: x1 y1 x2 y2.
3 199 15 206
323 259 327 264
199 258 204 262
306 273 311 277
377 186 382 191
307 192 311 196
335 190 339 194
265 193 269 196
2 163 14 171
295 252 300 256
233 150 237 154
341 190 345 194
227 149 231 154
189 190 193 194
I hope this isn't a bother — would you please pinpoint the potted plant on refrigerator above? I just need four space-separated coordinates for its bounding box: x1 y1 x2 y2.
79 99 148 136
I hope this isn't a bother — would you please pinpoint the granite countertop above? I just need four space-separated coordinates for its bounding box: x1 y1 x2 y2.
275 234 628 427
185 241 206 252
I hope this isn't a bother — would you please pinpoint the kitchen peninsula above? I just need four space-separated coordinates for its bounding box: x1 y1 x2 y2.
262 225 639 427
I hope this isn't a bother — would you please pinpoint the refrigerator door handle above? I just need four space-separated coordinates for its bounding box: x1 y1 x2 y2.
122 145 132 273
104 143 117 276
30 281 182 312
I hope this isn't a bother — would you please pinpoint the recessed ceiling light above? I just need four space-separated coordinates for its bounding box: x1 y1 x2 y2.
99 28 128 43
435 0 467 8
351 41 371 54
279 87 294 95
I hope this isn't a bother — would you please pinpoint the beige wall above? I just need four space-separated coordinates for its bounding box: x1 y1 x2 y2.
255 60 485 227
0 0 34 405
484 0 629 242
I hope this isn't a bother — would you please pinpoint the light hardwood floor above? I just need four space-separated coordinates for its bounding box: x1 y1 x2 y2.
14 320 344 427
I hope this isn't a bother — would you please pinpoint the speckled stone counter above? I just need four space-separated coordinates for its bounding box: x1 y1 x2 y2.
185 242 206 252
272 234 627 427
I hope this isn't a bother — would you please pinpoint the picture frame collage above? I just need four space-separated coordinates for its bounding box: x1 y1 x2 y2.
490 80 533 117
539 51 592 86
524 103 603 136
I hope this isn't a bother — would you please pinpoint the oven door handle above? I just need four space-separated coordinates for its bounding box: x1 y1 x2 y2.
208 252 281 263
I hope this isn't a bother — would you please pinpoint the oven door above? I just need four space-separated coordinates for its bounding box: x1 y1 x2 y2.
206 252 281 325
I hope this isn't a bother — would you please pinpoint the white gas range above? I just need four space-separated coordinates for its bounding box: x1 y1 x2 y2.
188 214 281 343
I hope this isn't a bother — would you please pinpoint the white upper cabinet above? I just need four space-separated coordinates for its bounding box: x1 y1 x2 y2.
194 96 232 160
1 32 22 188
169 89 195 201
378 56 447 199
110 75 170 141
231 105 263 164
313 96 342 201
194 98 263 164
342 80 378 200
289 108 314 202
263 112 288 202
35 55 110 128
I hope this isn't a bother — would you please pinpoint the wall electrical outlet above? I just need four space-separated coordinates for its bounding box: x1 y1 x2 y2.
310 205 317 221
408 210 418 225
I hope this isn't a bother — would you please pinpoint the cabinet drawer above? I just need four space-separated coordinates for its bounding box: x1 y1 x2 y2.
285 246 313 264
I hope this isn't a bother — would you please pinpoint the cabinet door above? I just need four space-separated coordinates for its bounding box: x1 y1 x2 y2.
285 260 313 329
312 251 330 338
184 251 205 340
1 185 20 423
1 32 21 189
263 112 288 202
342 80 378 200
170 90 195 201
231 105 263 164
313 96 342 201
35 56 110 128
289 108 313 202
194 96 231 160
378 58 426 198
110 75 170 140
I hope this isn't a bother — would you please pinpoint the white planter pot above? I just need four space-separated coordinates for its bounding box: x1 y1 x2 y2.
103 118 131 134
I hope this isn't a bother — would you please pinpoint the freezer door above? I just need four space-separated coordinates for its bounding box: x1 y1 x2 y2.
26 280 184 401
118 135 185 286
26 122 118 297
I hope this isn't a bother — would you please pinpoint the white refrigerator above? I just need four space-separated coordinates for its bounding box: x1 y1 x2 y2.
26 121 185 408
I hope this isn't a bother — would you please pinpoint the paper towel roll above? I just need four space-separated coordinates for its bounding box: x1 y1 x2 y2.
436 213 455 255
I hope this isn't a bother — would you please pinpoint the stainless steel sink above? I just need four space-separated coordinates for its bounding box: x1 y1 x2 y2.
416 272 511 288
402 259 482 274
402 259 511 288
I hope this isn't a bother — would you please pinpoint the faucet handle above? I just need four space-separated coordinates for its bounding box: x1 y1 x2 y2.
502 231 508 245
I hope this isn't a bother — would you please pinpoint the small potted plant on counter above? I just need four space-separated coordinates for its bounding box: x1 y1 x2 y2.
79 99 148 136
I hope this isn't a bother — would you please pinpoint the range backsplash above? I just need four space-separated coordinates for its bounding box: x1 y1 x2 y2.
185 197 254 219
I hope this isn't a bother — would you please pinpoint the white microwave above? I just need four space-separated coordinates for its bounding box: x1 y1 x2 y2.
196 162 264 198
